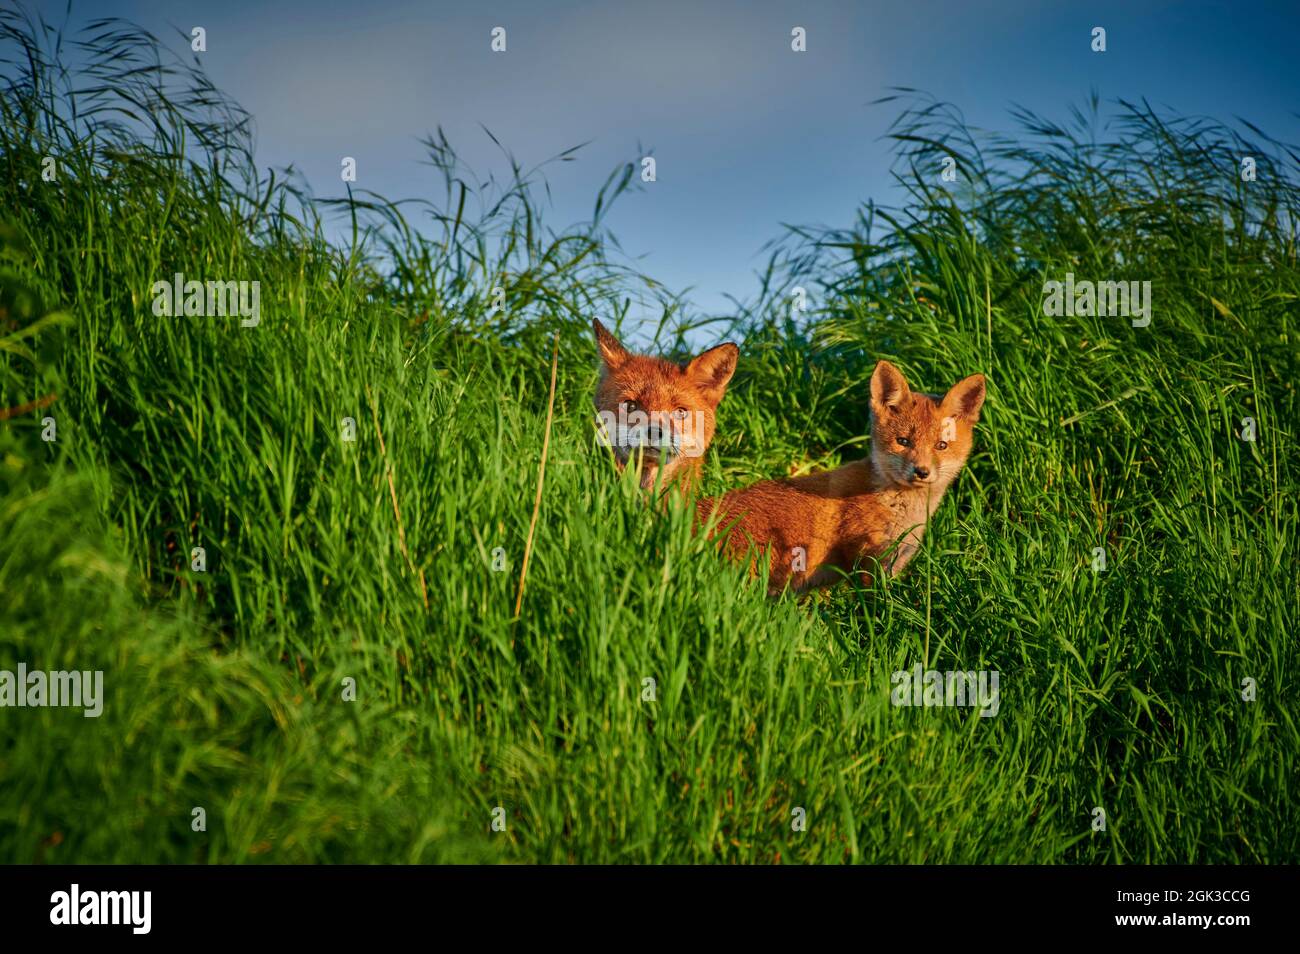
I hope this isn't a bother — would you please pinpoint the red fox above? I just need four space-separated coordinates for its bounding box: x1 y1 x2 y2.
592 319 738 493
698 360 986 595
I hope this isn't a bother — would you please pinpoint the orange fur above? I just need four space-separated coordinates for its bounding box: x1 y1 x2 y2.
592 319 738 492
698 361 986 595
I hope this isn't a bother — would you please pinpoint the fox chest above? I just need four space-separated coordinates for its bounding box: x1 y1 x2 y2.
839 491 937 572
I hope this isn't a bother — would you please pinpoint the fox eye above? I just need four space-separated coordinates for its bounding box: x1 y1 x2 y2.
670 406 689 421
936 440 949 450
896 436 912 448
622 399 640 412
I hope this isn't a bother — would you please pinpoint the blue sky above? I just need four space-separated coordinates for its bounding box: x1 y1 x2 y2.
31 0 1300 339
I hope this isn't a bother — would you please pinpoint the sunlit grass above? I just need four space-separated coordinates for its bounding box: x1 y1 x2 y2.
0 10 1295 863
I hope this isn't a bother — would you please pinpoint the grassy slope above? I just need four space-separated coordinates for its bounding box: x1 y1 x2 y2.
1 15 1296 862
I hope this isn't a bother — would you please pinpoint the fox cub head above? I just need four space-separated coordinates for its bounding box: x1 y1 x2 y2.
868 360 986 491
592 318 738 491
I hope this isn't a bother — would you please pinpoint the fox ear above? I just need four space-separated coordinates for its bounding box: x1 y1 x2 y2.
685 342 739 405
593 319 631 370
941 373 986 423
870 360 911 413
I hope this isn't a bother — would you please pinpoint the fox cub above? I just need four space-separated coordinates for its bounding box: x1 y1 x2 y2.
592 319 738 493
698 361 986 595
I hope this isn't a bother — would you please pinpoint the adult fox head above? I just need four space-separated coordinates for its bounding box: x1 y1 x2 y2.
868 360 986 491
592 318 738 492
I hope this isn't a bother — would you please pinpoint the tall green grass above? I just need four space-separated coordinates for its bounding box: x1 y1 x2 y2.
1 12 1295 863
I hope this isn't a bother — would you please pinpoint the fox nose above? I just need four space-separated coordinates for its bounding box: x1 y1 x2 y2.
914 465 930 479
